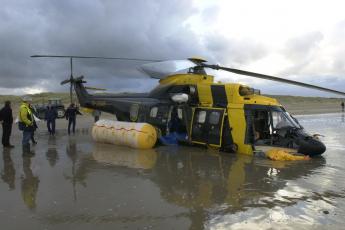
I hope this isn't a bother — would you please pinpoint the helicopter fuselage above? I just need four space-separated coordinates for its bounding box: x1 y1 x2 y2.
74 73 326 157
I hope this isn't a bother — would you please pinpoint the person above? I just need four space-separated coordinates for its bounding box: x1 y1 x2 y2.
29 104 38 144
92 109 101 122
45 105 57 135
65 103 82 134
341 101 344 112
19 97 35 152
0 101 14 148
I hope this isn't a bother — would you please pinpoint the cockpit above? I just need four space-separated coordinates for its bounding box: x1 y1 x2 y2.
246 105 326 156
246 106 302 147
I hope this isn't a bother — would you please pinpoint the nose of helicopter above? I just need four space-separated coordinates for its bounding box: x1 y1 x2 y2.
298 138 326 157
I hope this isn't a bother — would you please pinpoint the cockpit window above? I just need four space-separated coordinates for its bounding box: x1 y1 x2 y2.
177 108 183 119
150 107 158 118
130 104 139 121
196 110 207 123
271 110 301 129
209 111 220 125
239 86 260 96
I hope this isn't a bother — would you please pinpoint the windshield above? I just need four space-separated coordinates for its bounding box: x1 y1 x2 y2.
271 110 301 129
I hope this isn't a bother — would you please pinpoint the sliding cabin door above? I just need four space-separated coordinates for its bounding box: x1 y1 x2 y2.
191 107 225 147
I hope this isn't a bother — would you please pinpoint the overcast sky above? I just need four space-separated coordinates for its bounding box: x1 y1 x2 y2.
0 0 344 97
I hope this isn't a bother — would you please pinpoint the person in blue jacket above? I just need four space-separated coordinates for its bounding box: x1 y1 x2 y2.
65 103 82 135
45 105 57 135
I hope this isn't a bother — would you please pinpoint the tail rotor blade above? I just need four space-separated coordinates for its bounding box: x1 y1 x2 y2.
61 79 71 85
85 86 106 91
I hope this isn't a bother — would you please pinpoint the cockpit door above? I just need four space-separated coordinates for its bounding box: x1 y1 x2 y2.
191 107 225 147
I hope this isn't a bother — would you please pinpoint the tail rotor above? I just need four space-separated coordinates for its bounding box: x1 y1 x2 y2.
57 57 75 104
31 54 158 104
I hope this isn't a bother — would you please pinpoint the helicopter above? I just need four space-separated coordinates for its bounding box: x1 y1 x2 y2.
31 55 345 157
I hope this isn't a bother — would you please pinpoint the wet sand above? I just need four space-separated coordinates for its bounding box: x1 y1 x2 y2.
279 101 344 115
0 112 345 229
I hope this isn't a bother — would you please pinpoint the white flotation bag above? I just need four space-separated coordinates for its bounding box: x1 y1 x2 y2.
92 120 157 149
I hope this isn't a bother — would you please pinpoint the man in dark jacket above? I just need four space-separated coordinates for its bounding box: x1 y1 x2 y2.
65 103 82 134
0 101 14 148
45 105 57 135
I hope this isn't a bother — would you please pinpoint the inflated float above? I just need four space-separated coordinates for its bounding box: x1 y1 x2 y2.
92 120 157 149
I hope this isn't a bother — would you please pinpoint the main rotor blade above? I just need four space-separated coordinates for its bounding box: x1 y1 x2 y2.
139 59 197 79
85 86 106 91
31 55 162 62
205 64 345 96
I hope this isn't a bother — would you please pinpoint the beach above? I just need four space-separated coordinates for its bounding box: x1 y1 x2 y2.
0 93 345 229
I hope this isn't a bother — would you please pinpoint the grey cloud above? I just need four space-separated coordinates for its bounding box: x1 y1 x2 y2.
199 4 220 25
0 0 344 97
0 0 204 93
278 31 345 94
280 31 324 75
204 34 268 66
284 31 324 60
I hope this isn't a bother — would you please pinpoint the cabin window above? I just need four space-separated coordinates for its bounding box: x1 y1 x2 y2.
130 104 139 121
189 86 196 94
239 86 260 96
150 107 158 118
209 111 220 125
177 108 183 119
196 110 206 123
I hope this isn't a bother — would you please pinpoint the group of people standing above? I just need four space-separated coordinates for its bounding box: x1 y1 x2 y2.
0 97 82 153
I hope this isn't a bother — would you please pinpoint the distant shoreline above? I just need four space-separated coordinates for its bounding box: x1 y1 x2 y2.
271 95 344 115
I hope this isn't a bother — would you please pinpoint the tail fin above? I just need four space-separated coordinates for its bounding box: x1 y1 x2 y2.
74 76 92 106
61 76 92 106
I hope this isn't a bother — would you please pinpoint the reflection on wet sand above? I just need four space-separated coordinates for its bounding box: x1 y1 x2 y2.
64 138 93 202
1 148 15 190
154 148 325 206
148 148 327 229
65 138 82 201
46 136 59 167
46 148 59 167
92 144 157 169
90 144 327 229
21 153 39 210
